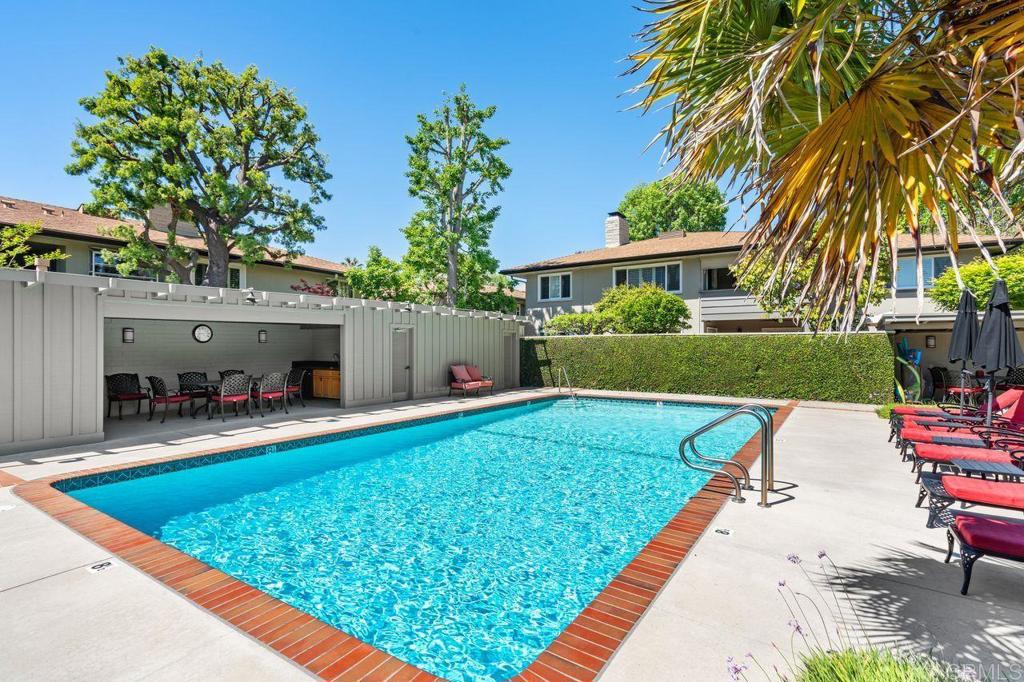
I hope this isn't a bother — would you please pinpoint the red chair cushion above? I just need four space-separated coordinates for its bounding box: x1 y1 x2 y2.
941 476 1024 510
893 405 944 416
211 394 249 403
113 392 148 400
286 385 301 393
253 390 285 399
914 444 1013 464
153 394 191 405
955 515 1024 556
901 427 983 445
451 381 482 390
451 365 473 382
465 365 484 381
948 387 986 395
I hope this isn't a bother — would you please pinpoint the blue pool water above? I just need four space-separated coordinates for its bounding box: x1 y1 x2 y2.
71 398 761 681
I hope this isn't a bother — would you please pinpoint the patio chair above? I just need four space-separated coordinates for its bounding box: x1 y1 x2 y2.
177 371 210 409
945 513 1024 594
219 369 245 380
251 372 288 417
465 365 494 395
208 373 253 421
449 364 482 397
285 368 306 408
105 373 149 420
916 472 1024 529
889 388 1023 441
145 376 193 424
929 366 953 401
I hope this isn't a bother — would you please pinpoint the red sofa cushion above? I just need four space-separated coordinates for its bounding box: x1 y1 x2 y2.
956 515 1024 556
942 476 1024 510
113 392 148 400
153 394 191 405
253 390 285 399
451 365 472 382
451 381 482 390
211 394 249 403
914 444 1012 464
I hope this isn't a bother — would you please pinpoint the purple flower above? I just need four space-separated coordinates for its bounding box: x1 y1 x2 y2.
726 656 749 680
788 619 804 635
817 550 828 559
786 553 801 564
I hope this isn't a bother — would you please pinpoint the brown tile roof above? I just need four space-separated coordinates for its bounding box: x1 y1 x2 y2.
0 195 348 275
501 229 1019 274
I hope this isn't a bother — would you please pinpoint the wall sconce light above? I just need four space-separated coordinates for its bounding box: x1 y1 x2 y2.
122 327 135 344
925 335 936 348
257 329 268 344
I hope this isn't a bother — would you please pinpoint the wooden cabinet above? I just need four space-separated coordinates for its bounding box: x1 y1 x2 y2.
312 369 341 399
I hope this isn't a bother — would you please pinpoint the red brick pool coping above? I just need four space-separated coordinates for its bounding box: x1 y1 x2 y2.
14 394 794 682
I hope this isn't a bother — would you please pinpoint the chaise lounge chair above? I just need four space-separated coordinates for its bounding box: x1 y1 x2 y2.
889 389 1023 440
945 513 1024 594
916 472 1024 528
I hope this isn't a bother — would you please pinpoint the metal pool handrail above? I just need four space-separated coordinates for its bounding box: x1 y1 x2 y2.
556 367 578 402
678 403 775 506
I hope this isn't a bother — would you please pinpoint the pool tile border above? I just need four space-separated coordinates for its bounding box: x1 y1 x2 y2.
14 393 794 682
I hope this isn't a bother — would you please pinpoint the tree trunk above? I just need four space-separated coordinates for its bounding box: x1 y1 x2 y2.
204 231 231 287
446 242 458 308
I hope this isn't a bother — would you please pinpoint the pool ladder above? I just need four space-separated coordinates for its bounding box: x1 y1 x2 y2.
555 367 578 402
678 404 776 507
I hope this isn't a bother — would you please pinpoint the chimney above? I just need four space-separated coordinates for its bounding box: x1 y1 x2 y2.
604 212 630 248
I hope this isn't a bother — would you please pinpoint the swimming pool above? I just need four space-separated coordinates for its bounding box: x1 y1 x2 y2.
68 397 762 681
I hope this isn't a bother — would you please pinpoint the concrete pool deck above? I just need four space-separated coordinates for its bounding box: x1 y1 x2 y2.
2 391 1022 681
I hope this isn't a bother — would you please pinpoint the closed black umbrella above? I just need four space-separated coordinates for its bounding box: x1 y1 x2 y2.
974 279 1023 424
948 289 979 407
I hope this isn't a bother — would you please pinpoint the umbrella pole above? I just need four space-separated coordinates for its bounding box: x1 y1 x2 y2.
960 361 967 409
986 374 994 426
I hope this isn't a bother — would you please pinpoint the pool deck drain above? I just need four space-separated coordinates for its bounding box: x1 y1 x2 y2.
6 389 792 681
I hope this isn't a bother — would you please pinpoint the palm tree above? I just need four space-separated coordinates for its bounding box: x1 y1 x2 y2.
629 0 1024 329
342 256 361 268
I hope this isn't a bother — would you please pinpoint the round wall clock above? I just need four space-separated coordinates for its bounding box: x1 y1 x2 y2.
192 324 214 343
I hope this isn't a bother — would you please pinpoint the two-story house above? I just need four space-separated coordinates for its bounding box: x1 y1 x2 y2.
1 195 349 292
501 211 1021 375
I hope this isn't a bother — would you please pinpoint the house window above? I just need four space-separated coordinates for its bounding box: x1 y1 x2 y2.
895 255 953 290
24 243 67 272
613 263 682 292
194 263 241 289
539 273 572 301
703 267 736 291
90 250 155 280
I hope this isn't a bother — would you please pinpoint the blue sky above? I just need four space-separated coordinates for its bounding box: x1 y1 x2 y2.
0 1 740 270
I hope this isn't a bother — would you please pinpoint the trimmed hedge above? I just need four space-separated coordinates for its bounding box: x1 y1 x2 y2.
521 332 894 404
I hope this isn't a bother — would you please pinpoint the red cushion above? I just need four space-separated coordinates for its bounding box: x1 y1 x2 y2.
914 444 1012 464
948 387 986 395
211 394 249 403
476 379 494 387
113 392 148 400
451 365 472 382
465 365 484 381
286 385 301 393
893 405 944 416
451 381 482 389
901 427 980 444
955 515 1024 556
941 476 1024 510
153 394 191 405
253 390 285 399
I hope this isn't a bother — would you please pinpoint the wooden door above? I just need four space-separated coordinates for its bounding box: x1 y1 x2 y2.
391 328 412 401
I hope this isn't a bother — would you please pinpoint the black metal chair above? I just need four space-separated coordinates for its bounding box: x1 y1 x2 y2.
177 371 210 415
105 373 149 420
251 372 288 417
146 376 192 424
285 368 306 408
219 369 245 380
929 366 952 401
208 373 253 421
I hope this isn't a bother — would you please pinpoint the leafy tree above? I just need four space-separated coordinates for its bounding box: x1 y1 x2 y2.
546 284 690 335
733 244 890 329
404 85 510 307
345 246 413 301
1 223 68 269
617 179 726 240
67 48 330 286
930 252 1024 311
630 1 1023 328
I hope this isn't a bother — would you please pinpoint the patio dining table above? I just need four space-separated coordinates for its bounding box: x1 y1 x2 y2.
180 378 223 417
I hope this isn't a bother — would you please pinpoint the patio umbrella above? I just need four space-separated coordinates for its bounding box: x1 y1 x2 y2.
947 289 979 407
974 279 1023 424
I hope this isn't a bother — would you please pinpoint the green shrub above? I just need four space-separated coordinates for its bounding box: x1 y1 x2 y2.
521 332 894 403
796 649 961 682
546 284 691 335
930 250 1024 311
543 312 613 336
